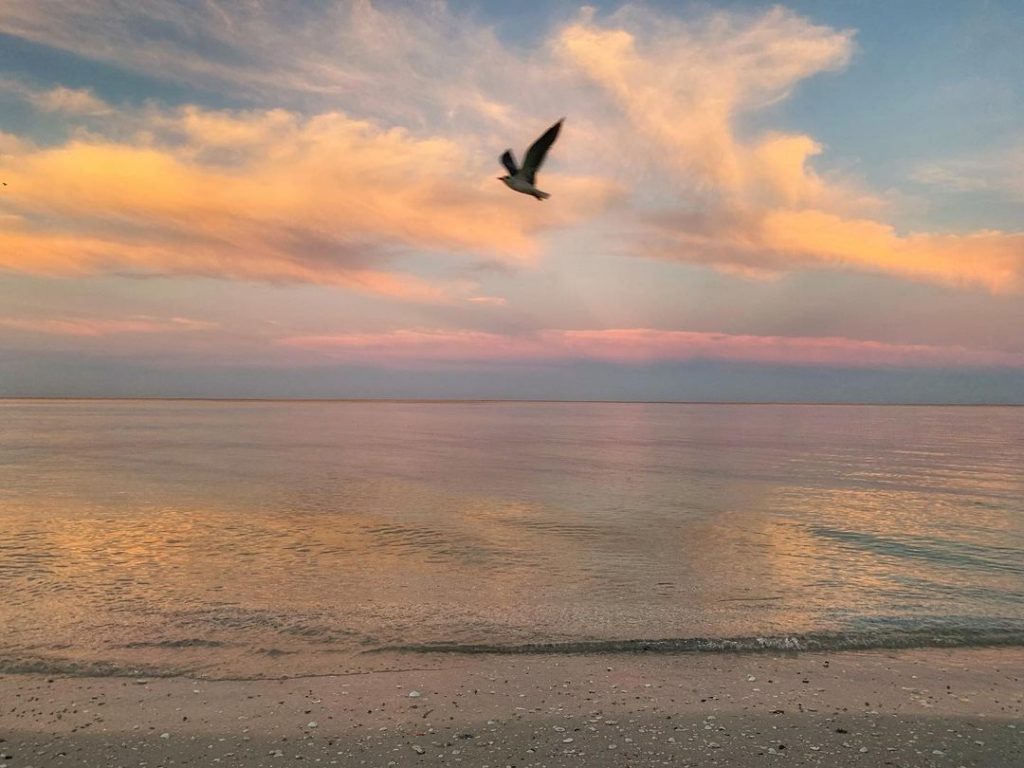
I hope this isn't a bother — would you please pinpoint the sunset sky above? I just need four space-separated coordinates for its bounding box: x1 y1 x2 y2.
1 0 1022 401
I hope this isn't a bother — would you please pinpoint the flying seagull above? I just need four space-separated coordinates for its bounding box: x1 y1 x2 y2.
498 119 563 201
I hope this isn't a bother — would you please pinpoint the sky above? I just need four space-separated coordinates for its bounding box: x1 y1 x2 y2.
0 0 1022 402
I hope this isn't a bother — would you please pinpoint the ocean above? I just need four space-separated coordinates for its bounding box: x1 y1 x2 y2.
1 400 1022 679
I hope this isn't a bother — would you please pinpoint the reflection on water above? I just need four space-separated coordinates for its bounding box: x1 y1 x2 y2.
1 401 1022 677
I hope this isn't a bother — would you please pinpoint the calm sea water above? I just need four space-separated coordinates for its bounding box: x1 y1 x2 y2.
1 400 1022 678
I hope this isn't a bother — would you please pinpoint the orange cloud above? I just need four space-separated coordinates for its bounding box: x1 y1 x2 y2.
558 7 1024 293
758 210 1024 293
0 225 462 301
2 2 1021 299
557 6 853 195
638 207 1024 293
0 107 619 298
280 328 1024 369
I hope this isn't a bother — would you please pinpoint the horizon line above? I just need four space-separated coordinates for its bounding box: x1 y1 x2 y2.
1 397 1022 407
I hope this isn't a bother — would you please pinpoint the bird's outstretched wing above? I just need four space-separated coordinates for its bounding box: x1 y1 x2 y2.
520 119 562 184
500 150 518 176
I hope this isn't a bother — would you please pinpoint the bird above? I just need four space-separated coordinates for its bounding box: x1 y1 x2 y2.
498 119 563 201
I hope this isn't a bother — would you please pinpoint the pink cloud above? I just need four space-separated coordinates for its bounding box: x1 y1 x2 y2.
279 328 1024 369
0 315 216 337
466 295 508 306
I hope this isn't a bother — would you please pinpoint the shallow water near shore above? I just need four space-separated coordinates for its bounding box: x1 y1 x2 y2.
2 400 1023 678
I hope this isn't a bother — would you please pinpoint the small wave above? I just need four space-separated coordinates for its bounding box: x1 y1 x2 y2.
0 657 187 678
120 638 229 649
4 628 1022 680
810 527 1024 575
374 627 1024 656
258 647 296 657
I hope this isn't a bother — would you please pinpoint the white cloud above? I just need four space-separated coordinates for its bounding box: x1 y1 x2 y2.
912 142 1024 201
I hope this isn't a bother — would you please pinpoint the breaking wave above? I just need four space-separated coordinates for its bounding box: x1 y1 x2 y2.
375 627 1024 656
3 627 1022 680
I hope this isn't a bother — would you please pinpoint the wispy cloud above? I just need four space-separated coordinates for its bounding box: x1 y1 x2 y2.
0 0 551 126
466 295 508 307
1 78 112 115
280 327 1024 369
912 142 1024 201
558 6 854 196
1 0 1022 300
557 6 1024 292
0 314 216 336
30 86 112 116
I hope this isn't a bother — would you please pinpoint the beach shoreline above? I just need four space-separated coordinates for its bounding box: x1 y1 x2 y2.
1 647 1020 767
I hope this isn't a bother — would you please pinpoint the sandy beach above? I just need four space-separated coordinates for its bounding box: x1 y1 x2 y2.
1 648 1020 767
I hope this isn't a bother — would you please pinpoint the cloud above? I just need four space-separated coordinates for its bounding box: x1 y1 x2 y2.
0 0 551 127
0 314 215 336
757 210 1024 292
466 295 508 307
1 0 1022 297
1 78 111 116
280 327 1024 370
0 131 31 162
557 6 1024 292
0 105 618 298
31 86 112 116
912 143 1024 201
638 208 1024 293
0 1 333 99
557 6 854 196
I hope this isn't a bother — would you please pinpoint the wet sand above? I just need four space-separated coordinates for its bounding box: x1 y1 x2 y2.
1 648 1021 767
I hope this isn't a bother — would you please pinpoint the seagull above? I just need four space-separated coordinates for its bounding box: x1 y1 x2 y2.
498 119 563 201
